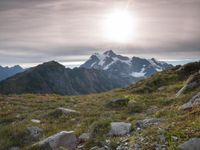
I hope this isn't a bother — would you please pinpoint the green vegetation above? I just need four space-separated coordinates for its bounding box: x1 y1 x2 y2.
0 64 200 149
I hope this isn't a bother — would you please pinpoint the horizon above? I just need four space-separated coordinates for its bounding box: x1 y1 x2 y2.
0 0 200 68
0 49 199 68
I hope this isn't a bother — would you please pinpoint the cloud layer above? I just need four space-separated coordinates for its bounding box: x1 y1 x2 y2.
0 0 200 67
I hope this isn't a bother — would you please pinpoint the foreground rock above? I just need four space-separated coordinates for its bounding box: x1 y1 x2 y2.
179 138 200 150
33 131 77 150
180 92 200 110
107 98 129 108
176 72 200 97
27 126 43 139
136 118 163 129
57 107 80 115
109 122 131 136
79 133 90 142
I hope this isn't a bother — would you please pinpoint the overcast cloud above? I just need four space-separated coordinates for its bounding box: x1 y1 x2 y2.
0 0 200 67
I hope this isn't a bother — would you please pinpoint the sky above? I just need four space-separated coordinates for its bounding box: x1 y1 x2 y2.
0 0 200 68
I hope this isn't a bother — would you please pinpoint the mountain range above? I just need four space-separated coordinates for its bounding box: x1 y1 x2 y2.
0 61 131 95
0 65 24 81
0 50 173 95
81 50 173 80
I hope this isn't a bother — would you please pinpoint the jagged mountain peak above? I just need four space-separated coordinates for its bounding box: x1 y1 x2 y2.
81 50 173 81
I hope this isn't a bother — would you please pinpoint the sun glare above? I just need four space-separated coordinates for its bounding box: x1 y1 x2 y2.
103 10 137 43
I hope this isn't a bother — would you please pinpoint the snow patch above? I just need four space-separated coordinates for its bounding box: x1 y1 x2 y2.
130 67 146 77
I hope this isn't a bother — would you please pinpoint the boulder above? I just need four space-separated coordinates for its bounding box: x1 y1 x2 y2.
27 126 43 138
180 92 200 110
158 86 167 91
109 122 131 136
9 147 20 150
107 98 129 108
79 133 90 142
57 107 80 115
179 138 200 150
136 118 163 129
34 131 77 150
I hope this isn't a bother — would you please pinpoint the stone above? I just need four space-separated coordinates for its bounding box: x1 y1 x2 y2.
57 107 79 115
109 122 131 136
107 98 129 108
179 138 200 150
136 118 163 129
35 131 77 150
27 126 43 138
31 119 41 123
180 92 200 110
90 146 106 150
158 86 167 91
135 144 141 150
79 133 90 142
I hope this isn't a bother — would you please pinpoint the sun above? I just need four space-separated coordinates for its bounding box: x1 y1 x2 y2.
103 10 138 43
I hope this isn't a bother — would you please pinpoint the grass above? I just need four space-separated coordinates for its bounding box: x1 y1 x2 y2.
0 67 200 149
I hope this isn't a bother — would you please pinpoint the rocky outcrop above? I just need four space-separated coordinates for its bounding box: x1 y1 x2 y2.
109 122 131 136
33 131 77 150
180 92 200 110
176 72 200 97
179 138 200 150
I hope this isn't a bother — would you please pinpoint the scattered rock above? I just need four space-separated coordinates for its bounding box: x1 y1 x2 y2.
179 138 200 150
27 126 43 138
180 92 200 110
158 86 167 91
107 98 129 108
79 133 90 142
109 122 131 136
57 107 80 115
136 118 164 129
34 131 77 150
31 119 41 123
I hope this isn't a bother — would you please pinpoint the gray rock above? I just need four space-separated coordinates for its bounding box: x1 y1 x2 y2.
31 119 41 123
180 92 200 110
136 118 163 128
35 131 77 150
179 138 200 150
79 133 90 142
158 86 167 91
57 107 80 115
27 126 43 138
109 122 131 136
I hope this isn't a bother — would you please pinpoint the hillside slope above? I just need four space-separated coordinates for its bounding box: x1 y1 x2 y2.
0 61 200 150
0 61 130 95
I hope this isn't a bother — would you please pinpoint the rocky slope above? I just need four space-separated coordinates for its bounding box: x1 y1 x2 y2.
0 65 24 81
0 61 130 95
0 61 200 150
81 50 173 82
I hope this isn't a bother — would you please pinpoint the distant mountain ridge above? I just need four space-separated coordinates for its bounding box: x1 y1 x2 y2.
0 65 24 81
81 50 173 81
0 61 131 95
